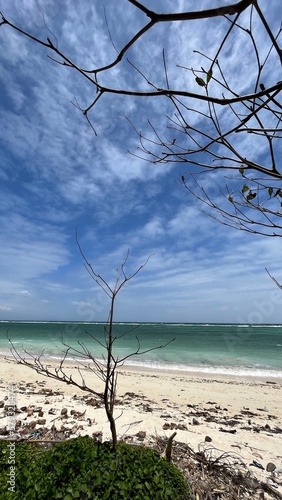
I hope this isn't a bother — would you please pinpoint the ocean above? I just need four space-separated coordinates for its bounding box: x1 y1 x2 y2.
0 321 282 378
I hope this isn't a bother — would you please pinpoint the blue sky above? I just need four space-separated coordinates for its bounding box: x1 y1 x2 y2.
0 0 282 323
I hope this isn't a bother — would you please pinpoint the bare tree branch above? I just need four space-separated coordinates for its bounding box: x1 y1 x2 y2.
1 1 281 236
265 268 282 289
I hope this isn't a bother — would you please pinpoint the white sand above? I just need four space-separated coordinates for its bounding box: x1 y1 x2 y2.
1 357 282 492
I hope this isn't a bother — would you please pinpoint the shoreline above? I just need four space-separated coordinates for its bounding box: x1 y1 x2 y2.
2 352 282 382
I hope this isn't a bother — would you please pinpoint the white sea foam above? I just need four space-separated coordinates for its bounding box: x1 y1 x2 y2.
122 359 282 378
2 349 281 379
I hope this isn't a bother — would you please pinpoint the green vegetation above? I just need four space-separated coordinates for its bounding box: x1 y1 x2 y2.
0 436 190 499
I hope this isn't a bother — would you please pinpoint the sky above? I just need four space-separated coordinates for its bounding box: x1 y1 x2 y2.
0 0 282 323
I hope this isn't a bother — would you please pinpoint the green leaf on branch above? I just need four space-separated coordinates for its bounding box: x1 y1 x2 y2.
246 192 257 202
268 187 273 197
206 67 213 83
195 76 206 87
242 185 249 194
239 167 245 175
275 189 282 198
228 195 234 203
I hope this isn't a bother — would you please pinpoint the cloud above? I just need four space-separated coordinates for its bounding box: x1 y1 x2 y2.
0 305 12 311
0 0 281 323
72 301 92 308
18 290 32 298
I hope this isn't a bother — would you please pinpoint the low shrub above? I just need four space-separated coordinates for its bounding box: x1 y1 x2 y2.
0 436 190 499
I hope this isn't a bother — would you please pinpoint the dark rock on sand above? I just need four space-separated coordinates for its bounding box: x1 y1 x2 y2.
136 431 146 440
266 462 276 472
205 436 212 442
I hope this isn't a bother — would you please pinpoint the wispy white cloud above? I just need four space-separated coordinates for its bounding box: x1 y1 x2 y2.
18 290 33 298
0 305 12 311
0 0 281 323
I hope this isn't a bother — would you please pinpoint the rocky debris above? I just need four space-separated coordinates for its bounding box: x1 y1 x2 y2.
37 388 63 397
266 426 282 435
250 460 265 470
92 431 103 441
0 386 98 442
241 409 259 417
123 392 154 404
123 392 140 399
37 419 46 426
142 404 153 412
3 404 21 415
17 405 44 417
219 427 236 434
135 430 146 440
28 421 37 430
241 423 282 434
70 409 86 419
152 436 282 500
163 422 188 431
17 385 62 396
30 406 42 413
179 402 282 439
84 398 101 407
267 463 277 473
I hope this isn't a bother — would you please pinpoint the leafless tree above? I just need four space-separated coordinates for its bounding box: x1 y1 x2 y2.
8 239 174 448
0 1 281 235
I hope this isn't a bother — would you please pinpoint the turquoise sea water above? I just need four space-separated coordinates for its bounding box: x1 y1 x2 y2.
0 321 282 378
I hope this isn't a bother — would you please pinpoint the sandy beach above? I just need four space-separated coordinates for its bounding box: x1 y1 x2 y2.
1 356 282 495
